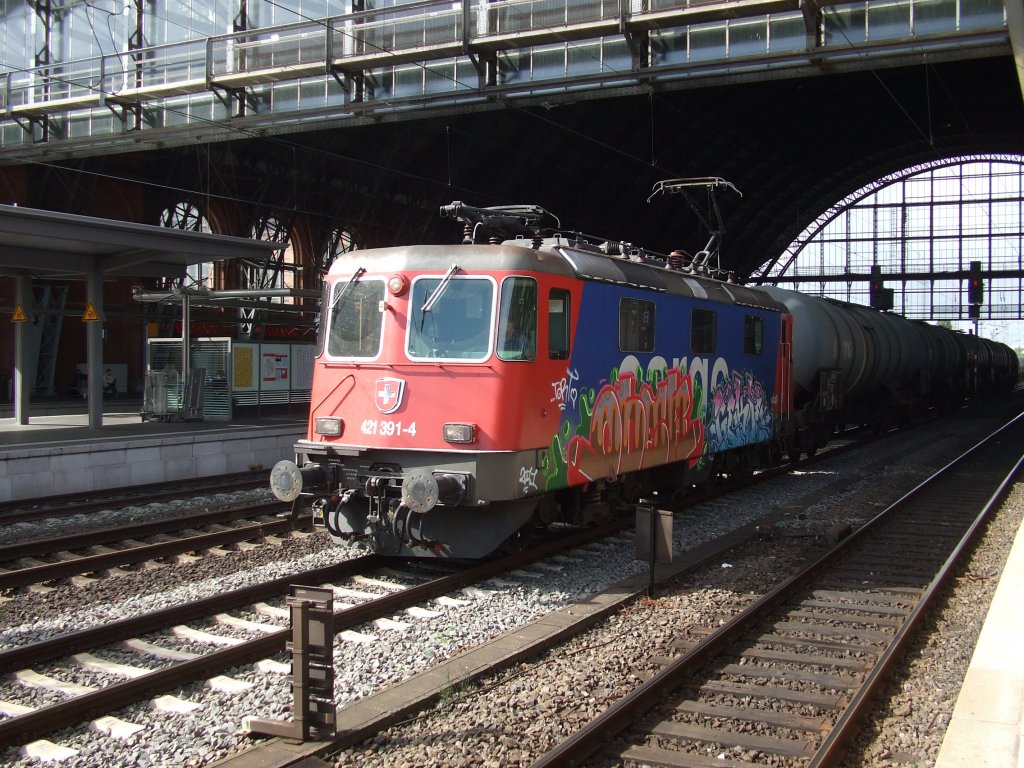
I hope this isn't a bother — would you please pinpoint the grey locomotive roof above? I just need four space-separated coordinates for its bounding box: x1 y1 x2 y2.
328 243 578 278
554 243 783 311
328 239 785 313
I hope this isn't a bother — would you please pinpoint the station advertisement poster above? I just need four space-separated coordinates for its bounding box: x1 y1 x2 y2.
232 342 313 393
233 346 255 389
260 344 290 390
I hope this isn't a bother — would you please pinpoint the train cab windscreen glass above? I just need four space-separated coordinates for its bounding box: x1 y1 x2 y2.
548 288 570 360
316 279 330 357
619 297 655 353
744 315 764 355
497 277 537 361
408 276 495 360
327 279 385 358
691 308 717 354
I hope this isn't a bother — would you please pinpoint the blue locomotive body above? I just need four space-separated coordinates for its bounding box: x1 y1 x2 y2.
538 252 790 497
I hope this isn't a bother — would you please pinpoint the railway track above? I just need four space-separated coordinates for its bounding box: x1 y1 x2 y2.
0 471 269 526
207 410 984 768
0 427 871 596
1 401 1010 765
0 522 629 753
0 501 305 592
530 410 1024 768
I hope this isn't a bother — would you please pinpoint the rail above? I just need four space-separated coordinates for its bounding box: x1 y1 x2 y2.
0 519 629 750
0 503 300 592
529 409 1024 767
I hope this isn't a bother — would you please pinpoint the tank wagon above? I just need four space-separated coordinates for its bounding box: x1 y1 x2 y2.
270 202 1018 558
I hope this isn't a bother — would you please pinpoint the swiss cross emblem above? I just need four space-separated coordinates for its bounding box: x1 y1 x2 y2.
374 377 406 414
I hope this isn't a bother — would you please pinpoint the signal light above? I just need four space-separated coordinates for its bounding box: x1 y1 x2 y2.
968 279 983 304
967 261 984 305
868 266 893 311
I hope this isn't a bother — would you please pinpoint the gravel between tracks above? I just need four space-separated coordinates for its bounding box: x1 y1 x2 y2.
328 418 1023 768
0 413 1017 768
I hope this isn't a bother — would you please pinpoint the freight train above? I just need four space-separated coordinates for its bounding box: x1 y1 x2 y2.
270 200 1019 558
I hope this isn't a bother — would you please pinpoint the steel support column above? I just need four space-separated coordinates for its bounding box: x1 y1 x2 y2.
85 271 104 428
1007 0 1024 100
13 276 32 425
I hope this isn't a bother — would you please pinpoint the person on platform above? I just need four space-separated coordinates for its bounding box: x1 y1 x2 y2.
69 370 87 399
103 369 117 397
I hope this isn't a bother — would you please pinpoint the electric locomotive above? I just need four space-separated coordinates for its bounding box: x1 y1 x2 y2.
270 200 1018 559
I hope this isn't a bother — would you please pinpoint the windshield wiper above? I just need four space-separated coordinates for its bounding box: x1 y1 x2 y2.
331 266 366 311
421 264 460 315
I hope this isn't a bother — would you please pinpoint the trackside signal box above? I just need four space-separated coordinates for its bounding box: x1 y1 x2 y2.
244 585 335 741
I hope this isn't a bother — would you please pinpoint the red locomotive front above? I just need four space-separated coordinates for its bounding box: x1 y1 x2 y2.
270 243 581 557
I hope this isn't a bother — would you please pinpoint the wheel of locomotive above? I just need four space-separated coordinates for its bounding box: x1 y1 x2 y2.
608 472 645 514
499 520 535 554
664 485 688 508
734 447 754 478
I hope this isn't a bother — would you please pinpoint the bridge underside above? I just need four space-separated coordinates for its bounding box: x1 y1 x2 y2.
2 54 1023 281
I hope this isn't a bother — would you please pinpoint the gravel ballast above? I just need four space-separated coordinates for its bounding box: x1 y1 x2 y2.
0 414 1017 768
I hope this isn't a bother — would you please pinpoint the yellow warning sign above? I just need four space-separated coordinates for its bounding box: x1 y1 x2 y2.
11 303 27 322
82 302 99 322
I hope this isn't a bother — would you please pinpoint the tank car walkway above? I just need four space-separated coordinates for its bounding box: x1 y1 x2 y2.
0 399 304 502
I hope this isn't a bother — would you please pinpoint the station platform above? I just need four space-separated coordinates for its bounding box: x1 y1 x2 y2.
935 486 1024 768
0 398 305 503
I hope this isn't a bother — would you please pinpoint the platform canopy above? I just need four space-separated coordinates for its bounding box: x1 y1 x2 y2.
0 204 280 278
1 203 283 429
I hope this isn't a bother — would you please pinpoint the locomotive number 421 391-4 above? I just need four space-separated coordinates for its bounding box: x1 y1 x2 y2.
360 419 418 437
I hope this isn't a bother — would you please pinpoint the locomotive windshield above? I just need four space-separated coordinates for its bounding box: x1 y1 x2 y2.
407 276 495 361
327 278 384 358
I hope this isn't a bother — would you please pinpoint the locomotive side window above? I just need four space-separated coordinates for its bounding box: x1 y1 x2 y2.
408 276 495 361
497 277 537 361
327 279 385 358
548 289 571 360
691 308 717 354
619 297 655 353
744 315 764 355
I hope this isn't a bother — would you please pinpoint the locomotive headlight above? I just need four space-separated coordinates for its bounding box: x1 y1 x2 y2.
388 274 409 296
443 423 477 444
315 417 344 436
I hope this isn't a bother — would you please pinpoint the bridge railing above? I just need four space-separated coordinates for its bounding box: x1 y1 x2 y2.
4 56 107 116
3 40 210 117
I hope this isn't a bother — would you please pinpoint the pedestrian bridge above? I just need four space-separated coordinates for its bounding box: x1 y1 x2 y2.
0 0 1017 159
